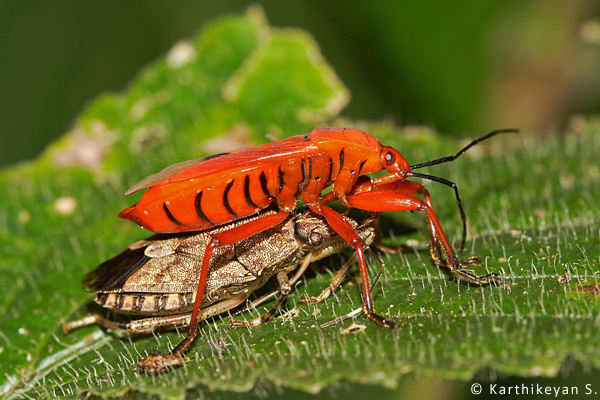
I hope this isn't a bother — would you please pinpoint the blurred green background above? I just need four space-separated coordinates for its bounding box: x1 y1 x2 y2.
2 0 600 168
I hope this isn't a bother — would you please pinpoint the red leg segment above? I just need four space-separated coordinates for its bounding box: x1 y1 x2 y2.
167 211 290 357
343 188 498 284
307 203 398 330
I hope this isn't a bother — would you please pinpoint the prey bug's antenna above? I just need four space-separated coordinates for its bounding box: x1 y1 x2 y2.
408 129 519 251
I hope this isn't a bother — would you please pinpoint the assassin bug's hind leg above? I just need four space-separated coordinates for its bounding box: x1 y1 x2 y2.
137 294 251 375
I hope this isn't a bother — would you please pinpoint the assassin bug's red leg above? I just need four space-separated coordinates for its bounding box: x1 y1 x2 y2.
341 188 498 284
153 211 290 361
307 204 398 330
370 181 482 268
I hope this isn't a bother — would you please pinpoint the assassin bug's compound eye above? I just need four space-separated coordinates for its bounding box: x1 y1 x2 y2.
309 231 324 246
385 151 395 165
380 147 397 166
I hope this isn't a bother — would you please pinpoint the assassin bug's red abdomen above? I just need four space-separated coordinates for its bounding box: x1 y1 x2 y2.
119 127 409 233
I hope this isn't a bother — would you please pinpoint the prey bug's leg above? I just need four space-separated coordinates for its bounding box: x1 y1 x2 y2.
65 295 253 376
229 272 292 329
343 190 499 285
300 252 359 304
229 251 317 322
229 239 369 321
64 294 252 375
63 315 124 334
308 204 398 330
228 291 278 319
320 254 388 328
63 313 193 335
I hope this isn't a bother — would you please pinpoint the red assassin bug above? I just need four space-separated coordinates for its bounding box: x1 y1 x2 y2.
119 126 517 359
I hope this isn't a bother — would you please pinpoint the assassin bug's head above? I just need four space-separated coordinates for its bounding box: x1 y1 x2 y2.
380 146 410 179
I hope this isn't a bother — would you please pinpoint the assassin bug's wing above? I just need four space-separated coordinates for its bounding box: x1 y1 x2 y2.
125 134 318 195
125 157 219 195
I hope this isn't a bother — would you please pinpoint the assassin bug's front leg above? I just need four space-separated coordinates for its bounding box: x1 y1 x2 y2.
338 129 520 283
343 179 499 284
406 128 519 252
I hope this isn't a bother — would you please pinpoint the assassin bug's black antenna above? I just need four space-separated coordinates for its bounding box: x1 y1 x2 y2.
410 129 519 170
408 129 519 251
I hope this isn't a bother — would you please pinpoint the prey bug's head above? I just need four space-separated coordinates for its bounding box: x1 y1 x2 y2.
293 213 344 251
408 129 519 251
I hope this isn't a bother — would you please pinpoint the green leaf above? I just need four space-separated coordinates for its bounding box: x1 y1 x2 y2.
1 6 599 399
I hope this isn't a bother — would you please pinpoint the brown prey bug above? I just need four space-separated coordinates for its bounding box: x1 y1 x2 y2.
63 210 375 375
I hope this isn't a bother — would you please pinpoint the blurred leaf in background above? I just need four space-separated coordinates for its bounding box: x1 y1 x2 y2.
2 1 600 168
484 0 600 134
